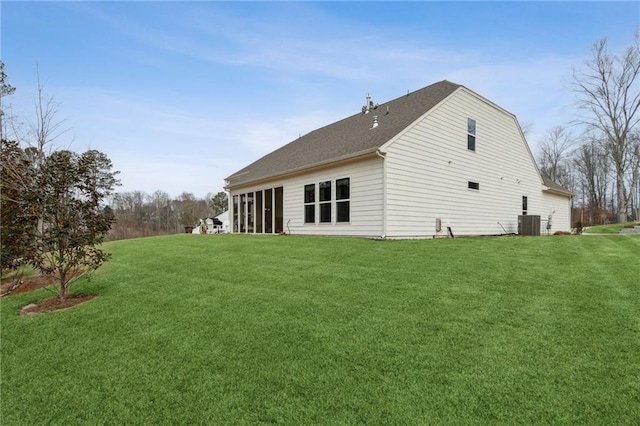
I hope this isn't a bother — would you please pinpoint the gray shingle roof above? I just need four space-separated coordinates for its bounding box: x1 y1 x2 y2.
541 173 573 196
226 80 461 187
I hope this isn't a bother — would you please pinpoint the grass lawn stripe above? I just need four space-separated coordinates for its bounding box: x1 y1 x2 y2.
1 234 638 424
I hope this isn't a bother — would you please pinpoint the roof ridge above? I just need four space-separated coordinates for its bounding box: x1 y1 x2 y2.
226 80 461 186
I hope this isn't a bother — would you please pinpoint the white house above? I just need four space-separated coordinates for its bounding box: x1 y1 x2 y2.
192 216 223 234
215 210 230 233
225 81 572 238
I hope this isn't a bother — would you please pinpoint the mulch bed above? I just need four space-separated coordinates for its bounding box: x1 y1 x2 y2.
1 272 96 315
20 293 97 316
1 273 61 296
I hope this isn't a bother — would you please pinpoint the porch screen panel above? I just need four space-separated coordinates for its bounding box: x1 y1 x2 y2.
265 189 273 233
275 187 284 233
240 194 246 233
256 190 263 233
233 195 239 232
247 192 254 233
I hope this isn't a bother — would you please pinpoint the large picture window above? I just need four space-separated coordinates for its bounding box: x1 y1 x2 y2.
304 177 350 225
304 184 315 224
319 181 331 223
336 178 350 222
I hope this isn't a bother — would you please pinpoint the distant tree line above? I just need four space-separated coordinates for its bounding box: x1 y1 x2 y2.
535 32 640 226
107 190 228 241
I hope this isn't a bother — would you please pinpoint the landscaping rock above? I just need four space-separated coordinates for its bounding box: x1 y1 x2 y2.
20 304 38 316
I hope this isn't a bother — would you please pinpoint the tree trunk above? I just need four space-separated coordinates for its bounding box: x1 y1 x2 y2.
617 172 628 223
59 270 67 302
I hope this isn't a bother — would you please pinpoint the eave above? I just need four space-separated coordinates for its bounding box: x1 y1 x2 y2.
225 149 380 192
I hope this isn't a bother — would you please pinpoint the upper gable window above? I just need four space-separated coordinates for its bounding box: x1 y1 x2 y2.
467 118 476 151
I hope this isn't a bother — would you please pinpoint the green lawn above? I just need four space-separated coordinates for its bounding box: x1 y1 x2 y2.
584 221 640 234
2 234 639 424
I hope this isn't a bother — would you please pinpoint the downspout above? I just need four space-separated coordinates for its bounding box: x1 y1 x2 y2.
376 149 387 239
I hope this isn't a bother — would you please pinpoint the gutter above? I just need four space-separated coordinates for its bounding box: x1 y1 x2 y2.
227 149 380 191
542 186 574 197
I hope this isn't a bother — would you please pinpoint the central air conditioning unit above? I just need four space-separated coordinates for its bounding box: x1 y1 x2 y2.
518 215 541 236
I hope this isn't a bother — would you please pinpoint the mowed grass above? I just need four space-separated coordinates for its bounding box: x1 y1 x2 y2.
2 234 639 424
585 221 640 234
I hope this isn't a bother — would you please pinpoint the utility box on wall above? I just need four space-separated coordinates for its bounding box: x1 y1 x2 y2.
518 215 541 236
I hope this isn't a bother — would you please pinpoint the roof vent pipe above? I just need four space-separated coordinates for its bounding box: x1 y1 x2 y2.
365 93 372 114
371 116 379 129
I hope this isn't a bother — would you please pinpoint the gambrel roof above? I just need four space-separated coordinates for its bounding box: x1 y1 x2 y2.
226 80 461 187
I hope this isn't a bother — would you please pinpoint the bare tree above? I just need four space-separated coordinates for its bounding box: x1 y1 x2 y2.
573 133 613 224
537 126 575 189
29 66 70 162
571 31 640 222
150 190 174 233
519 120 534 138
107 190 220 240
176 192 210 227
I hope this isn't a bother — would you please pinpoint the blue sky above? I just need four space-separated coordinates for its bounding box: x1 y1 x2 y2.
3 1 638 197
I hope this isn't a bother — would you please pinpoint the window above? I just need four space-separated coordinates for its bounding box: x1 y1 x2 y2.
304 184 315 224
467 118 476 151
319 181 332 223
468 181 479 190
336 178 350 222
522 196 528 215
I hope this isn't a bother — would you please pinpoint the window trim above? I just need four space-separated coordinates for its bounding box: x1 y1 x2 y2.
318 180 332 223
336 177 350 223
304 183 315 224
303 177 351 225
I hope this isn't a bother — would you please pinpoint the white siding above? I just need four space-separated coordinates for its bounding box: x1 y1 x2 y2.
228 87 572 238
383 87 571 237
229 156 384 237
541 192 572 233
